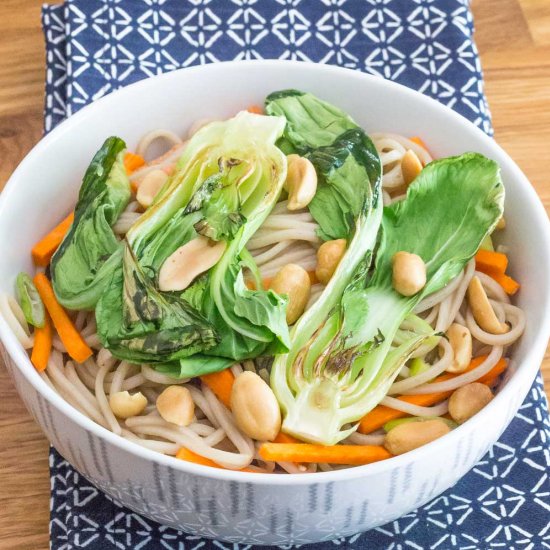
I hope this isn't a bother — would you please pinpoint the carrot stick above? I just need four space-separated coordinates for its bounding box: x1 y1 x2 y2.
176 448 258 472
478 266 520 295
478 357 509 386
409 136 429 151
272 432 300 444
247 105 264 114
124 152 145 174
258 443 392 465
475 249 508 274
31 212 74 267
30 313 52 372
358 392 452 434
359 356 507 434
33 273 92 364
200 369 235 408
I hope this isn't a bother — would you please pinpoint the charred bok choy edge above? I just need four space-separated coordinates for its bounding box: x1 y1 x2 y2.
94 112 291 374
271 150 504 445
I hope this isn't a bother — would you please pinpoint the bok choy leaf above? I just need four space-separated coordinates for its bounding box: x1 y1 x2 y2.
266 90 380 241
271 152 505 445
51 137 131 310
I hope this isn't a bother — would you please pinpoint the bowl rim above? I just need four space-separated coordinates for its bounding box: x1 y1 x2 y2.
1 59 549 485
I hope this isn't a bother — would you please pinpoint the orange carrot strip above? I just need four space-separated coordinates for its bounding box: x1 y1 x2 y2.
247 105 264 114
359 356 507 434
359 392 452 434
258 443 392 465
478 266 520 295
475 249 508 274
409 136 429 151
200 369 235 409
124 152 145 174
478 358 508 386
33 273 92 364
30 313 52 372
31 212 74 267
176 448 258 472
272 432 300 444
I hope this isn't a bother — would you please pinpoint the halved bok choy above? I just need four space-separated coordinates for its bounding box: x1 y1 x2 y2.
96 112 291 373
271 153 505 445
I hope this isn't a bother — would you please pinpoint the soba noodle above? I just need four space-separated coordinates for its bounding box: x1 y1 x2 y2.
0 120 525 473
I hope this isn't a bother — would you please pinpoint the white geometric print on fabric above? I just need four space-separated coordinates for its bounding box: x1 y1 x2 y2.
37 1 550 548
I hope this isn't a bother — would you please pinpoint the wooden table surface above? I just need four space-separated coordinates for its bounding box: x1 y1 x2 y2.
1 1 549 548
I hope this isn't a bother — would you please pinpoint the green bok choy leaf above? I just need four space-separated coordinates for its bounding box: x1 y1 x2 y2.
51 137 131 310
271 153 505 445
266 90 380 241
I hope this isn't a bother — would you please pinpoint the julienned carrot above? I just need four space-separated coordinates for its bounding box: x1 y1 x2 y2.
259 443 392 465
358 356 507 434
31 212 74 267
247 105 264 114
273 432 300 444
124 152 145 174
475 249 508 274
30 313 52 372
479 266 520 295
33 273 92 364
409 136 429 151
358 392 451 434
478 357 508 386
176 448 258 472
200 369 235 408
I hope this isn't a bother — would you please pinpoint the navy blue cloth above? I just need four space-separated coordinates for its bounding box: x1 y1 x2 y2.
42 2 549 548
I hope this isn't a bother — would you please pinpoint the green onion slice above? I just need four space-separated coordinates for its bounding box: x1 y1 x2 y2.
16 272 45 328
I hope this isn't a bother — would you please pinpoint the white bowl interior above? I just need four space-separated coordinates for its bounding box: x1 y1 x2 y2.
0 61 549 483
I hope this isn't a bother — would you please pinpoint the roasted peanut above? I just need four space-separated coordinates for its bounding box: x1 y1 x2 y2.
401 149 423 186
392 251 426 296
109 391 147 419
315 239 347 285
159 236 226 292
467 276 509 334
230 371 281 441
136 169 168 209
284 154 318 210
449 382 493 424
384 418 451 455
446 323 473 373
156 385 195 427
269 264 311 325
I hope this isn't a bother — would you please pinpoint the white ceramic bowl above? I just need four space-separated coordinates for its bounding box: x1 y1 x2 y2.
1 61 549 545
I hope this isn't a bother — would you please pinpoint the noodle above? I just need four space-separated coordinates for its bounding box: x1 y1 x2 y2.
388 338 453 395
0 294 33 349
136 128 183 159
403 346 504 395
380 396 449 417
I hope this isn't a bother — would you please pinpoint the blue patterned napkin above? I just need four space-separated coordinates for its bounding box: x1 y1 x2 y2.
42 2 550 548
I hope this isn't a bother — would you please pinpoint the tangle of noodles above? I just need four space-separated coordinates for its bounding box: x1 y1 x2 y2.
0 121 525 474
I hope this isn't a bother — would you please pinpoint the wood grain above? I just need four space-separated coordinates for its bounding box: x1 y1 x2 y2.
0 1 549 548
